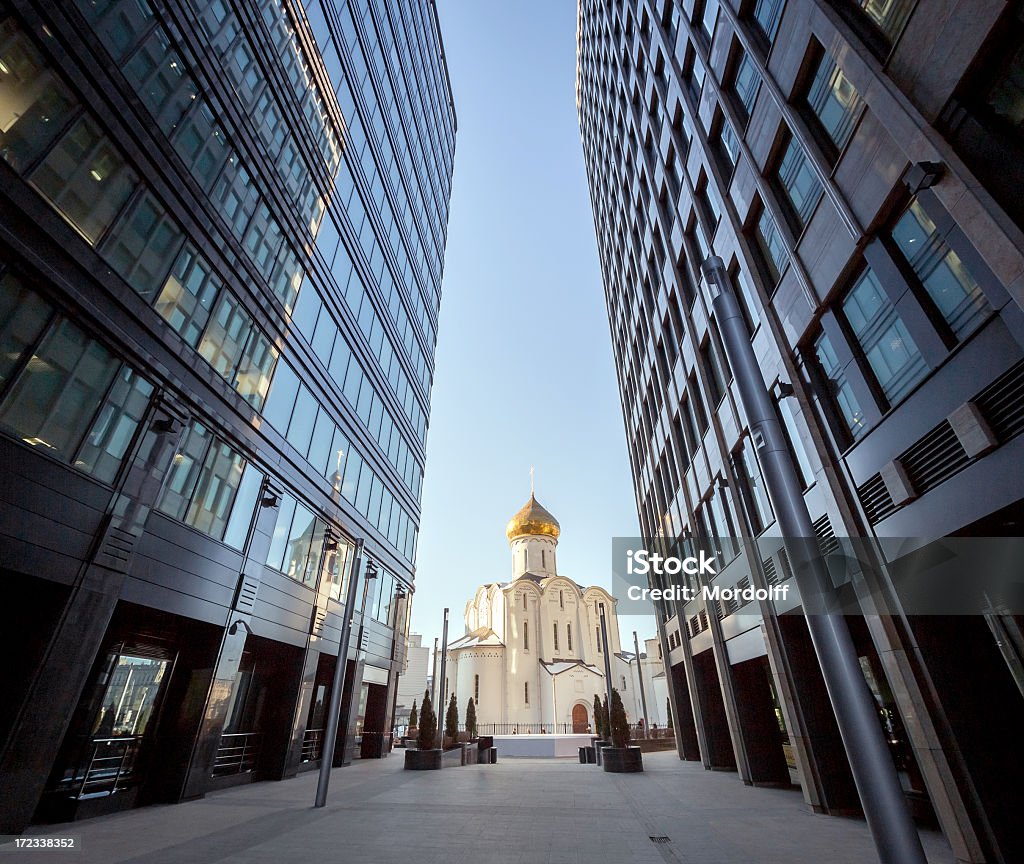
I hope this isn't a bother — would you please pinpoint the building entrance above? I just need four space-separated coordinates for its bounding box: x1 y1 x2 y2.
571 703 589 733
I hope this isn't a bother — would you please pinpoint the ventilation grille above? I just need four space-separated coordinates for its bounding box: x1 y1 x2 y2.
689 614 699 637
813 514 839 556
777 548 793 582
900 420 970 492
857 473 897 523
698 609 709 632
762 557 779 586
235 576 259 612
974 359 1024 441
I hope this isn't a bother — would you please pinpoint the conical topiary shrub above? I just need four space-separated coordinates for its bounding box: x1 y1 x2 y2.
445 692 459 744
417 692 437 751
408 699 418 730
465 697 477 740
610 689 629 748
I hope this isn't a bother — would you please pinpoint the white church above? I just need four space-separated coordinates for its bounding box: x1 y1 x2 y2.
445 493 652 733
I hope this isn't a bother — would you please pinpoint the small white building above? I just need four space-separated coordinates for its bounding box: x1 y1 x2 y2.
445 494 655 733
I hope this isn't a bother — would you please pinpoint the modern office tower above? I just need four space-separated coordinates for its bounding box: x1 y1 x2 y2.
577 2 1023 862
0 0 454 831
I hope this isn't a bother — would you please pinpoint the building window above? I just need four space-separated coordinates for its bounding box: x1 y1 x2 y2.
748 0 784 45
848 0 914 47
777 398 815 488
701 337 729 406
553 622 559 652
596 627 602 652
155 246 221 347
812 331 867 440
567 623 573 652
712 111 739 175
622 675 627 691
728 43 760 122
773 133 823 231
29 116 138 245
524 682 529 705
731 438 774 534
751 202 789 285
475 674 480 702
524 620 529 651
559 589 564 609
693 0 719 46
543 549 547 568
682 43 706 105
804 46 863 155
889 198 992 340
522 592 527 610
842 267 929 403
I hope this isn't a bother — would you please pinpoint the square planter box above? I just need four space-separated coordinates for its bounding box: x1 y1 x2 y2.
404 748 443 770
602 746 644 773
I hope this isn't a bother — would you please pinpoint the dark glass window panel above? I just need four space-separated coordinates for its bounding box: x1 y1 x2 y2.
852 0 913 45
0 271 52 391
185 438 246 540
733 51 760 119
776 136 823 228
157 421 212 521
233 327 277 410
807 51 862 151
0 317 119 459
102 191 184 299
221 462 263 551
286 384 317 455
29 116 138 245
814 331 867 438
0 19 79 173
124 28 197 136
171 100 229 192
754 206 789 283
75 0 156 62
263 360 299 433
266 493 298 572
198 292 254 381
982 40 1024 133
154 245 221 347
890 199 992 339
842 268 929 403
751 0 784 43
75 366 153 483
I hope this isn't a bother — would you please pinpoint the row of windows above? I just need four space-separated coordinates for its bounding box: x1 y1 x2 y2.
261 358 419 563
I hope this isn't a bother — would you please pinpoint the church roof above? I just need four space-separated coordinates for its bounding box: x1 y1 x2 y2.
506 494 560 541
540 660 602 676
448 627 504 650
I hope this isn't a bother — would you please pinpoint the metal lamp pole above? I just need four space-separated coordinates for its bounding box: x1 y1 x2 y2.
632 630 649 733
435 608 449 749
314 540 363 808
598 603 614 725
700 256 926 864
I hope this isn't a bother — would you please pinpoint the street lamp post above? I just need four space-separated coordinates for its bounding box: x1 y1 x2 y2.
632 631 649 733
435 608 449 749
314 540 363 808
598 603 614 725
700 255 926 864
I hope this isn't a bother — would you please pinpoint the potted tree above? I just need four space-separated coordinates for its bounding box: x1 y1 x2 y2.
465 697 477 741
593 694 612 765
404 692 442 770
603 689 643 773
445 693 459 747
406 699 418 745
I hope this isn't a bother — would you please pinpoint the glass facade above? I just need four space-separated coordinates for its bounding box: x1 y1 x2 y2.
0 0 454 829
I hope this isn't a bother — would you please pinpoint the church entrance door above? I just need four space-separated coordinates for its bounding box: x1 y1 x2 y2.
572 703 588 733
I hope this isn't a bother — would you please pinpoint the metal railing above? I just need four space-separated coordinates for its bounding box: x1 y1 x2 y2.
470 723 576 735
77 736 142 798
301 728 324 762
212 731 261 777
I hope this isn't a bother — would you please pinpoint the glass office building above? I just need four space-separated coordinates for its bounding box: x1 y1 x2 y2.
0 0 454 831
577 2 1023 861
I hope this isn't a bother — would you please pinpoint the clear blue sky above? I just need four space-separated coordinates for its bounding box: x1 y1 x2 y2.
409 0 655 651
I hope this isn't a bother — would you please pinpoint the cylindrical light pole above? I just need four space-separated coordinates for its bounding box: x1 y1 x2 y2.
701 256 926 864
598 603 614 725
430 637 439 711
435 608 449 749
314 539 363 808
632 630 649 732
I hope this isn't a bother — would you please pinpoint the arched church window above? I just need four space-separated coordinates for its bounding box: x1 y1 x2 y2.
524 620 529 650
559 589 564 609
523 592 527 610
553 622 559 651
542 549 546 568
622 675 627 691
567 623 573 652
596 627 602 652
524 681 529 705
475 674 480 702
524 548 528 569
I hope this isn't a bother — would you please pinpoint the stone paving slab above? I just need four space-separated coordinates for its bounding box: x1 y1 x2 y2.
14 751 955 864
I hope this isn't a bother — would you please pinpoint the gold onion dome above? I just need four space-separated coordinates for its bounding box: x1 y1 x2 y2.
506 494 560 541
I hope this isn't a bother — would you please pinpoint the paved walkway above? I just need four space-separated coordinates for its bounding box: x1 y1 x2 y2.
16 751 955 864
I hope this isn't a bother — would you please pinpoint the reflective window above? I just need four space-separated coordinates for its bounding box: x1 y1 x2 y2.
221 462 263 550
157 422 212 521
171 101 229 192
29 116 138 244
262 360 299 432
124 28 197 135
851 0 913 45
732 439 773 533
102 191 184 298
232 328 277 410
813 331 866 439
731 48 760 120
890 199 992 339
154 246 221 347
75 367 154 483
806 50 863 153
198 292 253 381
0 271 52 390
0 317 120 459
753 205 789 284
0 19 79 173
185 439 246 539
842 268 929 403
775 134 822 229
751 0 784 44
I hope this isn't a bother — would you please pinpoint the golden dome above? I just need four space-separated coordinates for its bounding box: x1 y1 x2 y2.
506 494 560 541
